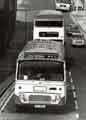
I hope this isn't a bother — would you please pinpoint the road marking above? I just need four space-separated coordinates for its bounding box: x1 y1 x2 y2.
69 71 79 112
72 85 76 91
76 113 79 119
71 83 79 110
0 82 14 112
70 78 73 83
75 100 79 110
69 71 73 83
69 71 71 77
1 92 14 112
73 91 77 99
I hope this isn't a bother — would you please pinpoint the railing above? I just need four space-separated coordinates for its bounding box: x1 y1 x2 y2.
0 74 15 98
0 74 15 112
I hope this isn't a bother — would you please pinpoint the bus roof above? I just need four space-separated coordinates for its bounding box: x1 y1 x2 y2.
18 39 64 62
35 10 64 20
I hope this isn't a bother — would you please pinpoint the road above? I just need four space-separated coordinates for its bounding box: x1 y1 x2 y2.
0 0 86 120
64 13 86 120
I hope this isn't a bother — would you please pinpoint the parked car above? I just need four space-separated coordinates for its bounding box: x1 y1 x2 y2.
55 0 71 11
71 34 85 46
66 24 80 37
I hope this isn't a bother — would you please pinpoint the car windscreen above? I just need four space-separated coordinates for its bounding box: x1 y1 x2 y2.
17 61 64 81
72 34 83 38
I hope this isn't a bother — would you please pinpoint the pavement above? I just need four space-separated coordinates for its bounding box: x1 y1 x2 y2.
70 10 86 38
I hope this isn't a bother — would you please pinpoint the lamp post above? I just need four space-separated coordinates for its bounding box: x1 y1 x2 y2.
76 0 78 12
83 0 86 10
85 0 86 10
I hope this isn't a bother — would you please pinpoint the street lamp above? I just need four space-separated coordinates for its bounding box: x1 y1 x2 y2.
76 0 78 12
84 0 86 10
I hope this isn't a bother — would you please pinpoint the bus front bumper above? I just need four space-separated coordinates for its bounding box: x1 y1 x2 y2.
14 94 65 107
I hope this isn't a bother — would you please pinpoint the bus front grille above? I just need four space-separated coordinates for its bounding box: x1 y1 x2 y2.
29 95 51 104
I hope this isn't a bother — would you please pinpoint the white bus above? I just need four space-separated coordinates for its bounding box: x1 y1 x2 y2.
55 0 71 11
14 39 69 109
33 10 64 44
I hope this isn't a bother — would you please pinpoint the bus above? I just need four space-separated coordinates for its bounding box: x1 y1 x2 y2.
14 39 69 109
33 10 64 44
55 0 71 11
0 0 16 56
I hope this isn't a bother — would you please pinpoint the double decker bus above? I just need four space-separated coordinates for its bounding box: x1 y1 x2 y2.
14 39 69 109
55 0 71 11
33 10 64 44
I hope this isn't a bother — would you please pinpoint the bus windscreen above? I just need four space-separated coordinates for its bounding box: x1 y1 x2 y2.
35 21 63 27
17 61 64 81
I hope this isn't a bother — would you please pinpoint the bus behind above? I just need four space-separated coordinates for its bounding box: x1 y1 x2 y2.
33 10 64 44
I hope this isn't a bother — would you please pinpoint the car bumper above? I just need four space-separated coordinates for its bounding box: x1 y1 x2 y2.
72 40 85 46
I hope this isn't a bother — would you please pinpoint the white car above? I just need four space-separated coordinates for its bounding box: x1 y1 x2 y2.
55 0 71 11
72 34 85 46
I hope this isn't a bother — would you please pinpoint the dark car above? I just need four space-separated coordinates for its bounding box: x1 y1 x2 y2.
71 34 85 46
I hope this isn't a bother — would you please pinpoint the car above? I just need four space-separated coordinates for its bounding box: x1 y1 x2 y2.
66 24 80 37
55 0 71 11
71 34 85 46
